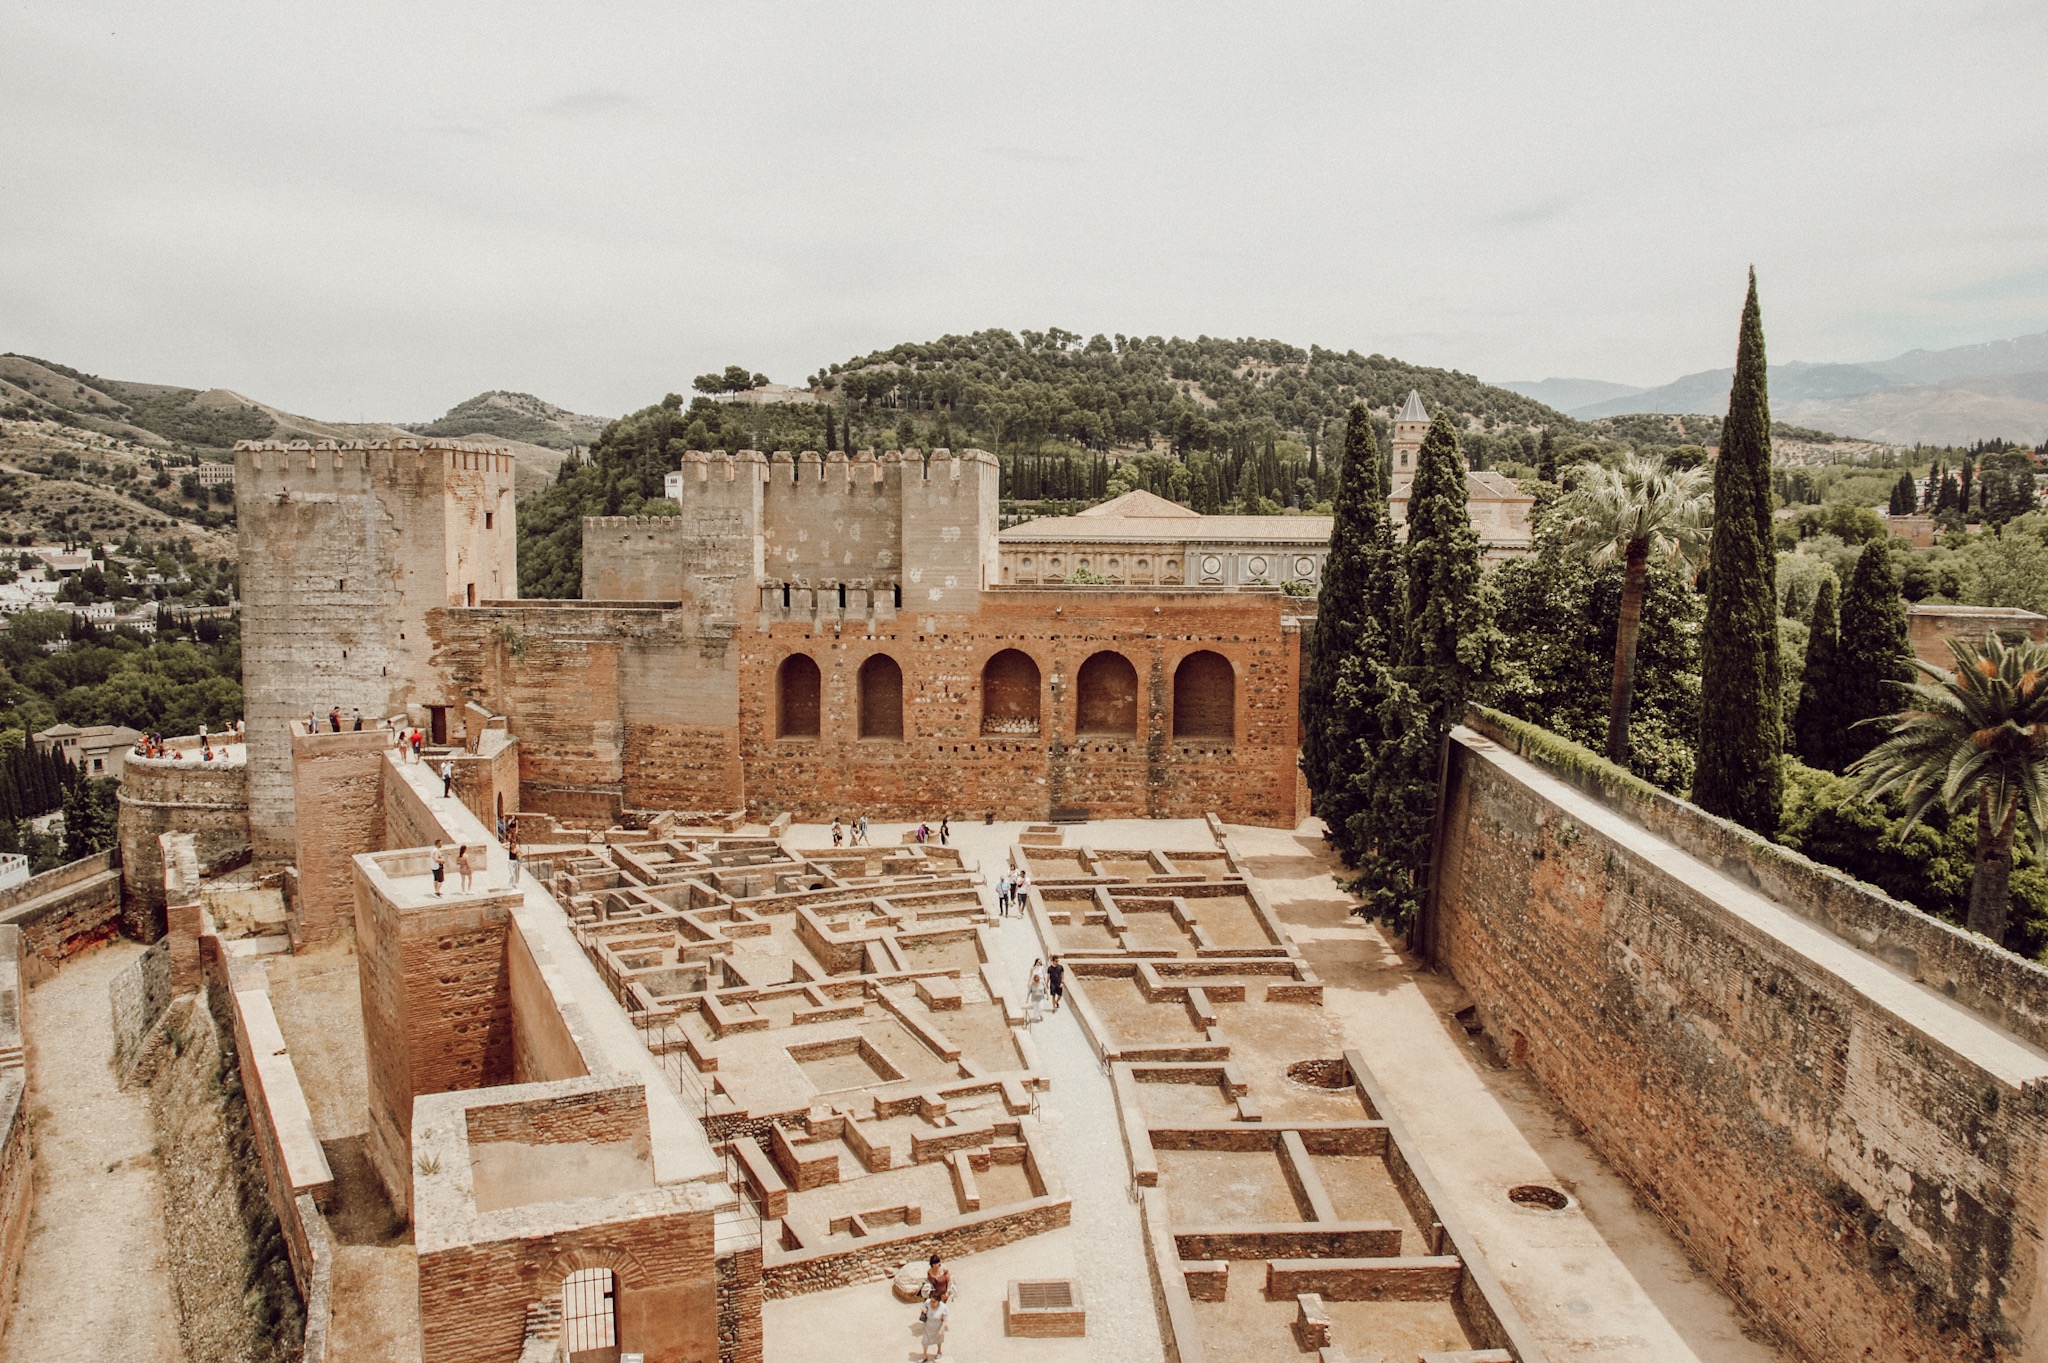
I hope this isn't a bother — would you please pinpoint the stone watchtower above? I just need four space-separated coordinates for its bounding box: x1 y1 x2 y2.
235 440 517 865
1389 389 1430 498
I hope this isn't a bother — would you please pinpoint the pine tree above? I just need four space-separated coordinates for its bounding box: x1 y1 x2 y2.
1694 270 1783 834
1833 542 1912 768
1791 574 1844 770
1300 404 1405 867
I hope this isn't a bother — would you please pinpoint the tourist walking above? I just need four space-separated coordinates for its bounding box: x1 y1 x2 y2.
856 813 870 846
1025 958 1048 1023
351 707 363 731
411 729 423 762
923 1254 952 1303
939 817 949 846
505 833 522 888
328 706 341 733
1047 957 1065 1012
995 873 1011 918
832 818 845 848
440 758 454 798
430 839 448 897
456 846 474 895
917 1298 949 1361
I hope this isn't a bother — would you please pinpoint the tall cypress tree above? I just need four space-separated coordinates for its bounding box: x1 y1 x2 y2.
1301 404 1404 864
1694 270 1783 834
1833 542 1912 767
1791 574 1843 770
823 407 837 453
1344 411 1482 927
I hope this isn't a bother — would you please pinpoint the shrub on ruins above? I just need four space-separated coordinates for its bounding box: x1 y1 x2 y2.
1694 271 1783 835
1300 404 1405 867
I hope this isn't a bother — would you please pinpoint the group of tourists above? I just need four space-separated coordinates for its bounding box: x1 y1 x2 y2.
315 706 364 733
993 868 1030 917
915 1255 952 1360
133 718 244 763
427 838 473 897
829 813 872 847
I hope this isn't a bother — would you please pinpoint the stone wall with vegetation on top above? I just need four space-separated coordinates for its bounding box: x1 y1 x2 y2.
1427 710 2048 1362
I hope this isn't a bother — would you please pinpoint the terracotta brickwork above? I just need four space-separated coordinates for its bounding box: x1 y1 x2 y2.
1428 720 2048 1361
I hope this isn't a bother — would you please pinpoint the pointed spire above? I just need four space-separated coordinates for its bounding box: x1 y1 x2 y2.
1398 389 1428 423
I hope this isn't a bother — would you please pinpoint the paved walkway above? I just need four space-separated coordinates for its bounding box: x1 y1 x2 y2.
770 820 1172 1363
1 941 182 1363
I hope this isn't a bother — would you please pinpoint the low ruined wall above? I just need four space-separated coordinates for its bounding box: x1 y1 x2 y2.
760 1195 1070 1297
0 851 122 973
1429 715 2048 1362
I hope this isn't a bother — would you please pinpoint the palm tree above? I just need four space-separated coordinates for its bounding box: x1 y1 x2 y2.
1552 452 1712 765
1850 635 2048 945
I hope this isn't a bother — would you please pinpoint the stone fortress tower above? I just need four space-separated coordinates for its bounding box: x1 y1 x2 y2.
235 439 517 864
1388 387 1431 497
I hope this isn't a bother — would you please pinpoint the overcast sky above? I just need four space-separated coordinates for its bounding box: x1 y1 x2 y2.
3 1 2045 421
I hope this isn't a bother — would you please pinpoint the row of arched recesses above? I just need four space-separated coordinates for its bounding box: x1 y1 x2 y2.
776 648 1236 742
777 654 903 739
986 648 1236 739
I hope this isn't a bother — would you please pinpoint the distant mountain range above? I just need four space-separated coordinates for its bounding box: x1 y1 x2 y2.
0 355 610 495
1497 330 2048 445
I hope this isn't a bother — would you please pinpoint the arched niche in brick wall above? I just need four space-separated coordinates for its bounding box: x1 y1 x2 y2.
858 654 904 739
982 650 1041 736
778 654 821 738
1173 650 1235 741
1075 650 1139 737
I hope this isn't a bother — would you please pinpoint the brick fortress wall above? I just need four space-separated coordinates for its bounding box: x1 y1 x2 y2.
1426 715 2048 1362
116 748 249 940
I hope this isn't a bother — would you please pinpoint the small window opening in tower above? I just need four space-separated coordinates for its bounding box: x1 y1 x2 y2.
466 583 476 607
484 511 493 529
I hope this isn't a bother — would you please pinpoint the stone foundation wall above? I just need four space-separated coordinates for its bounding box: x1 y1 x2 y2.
0 852 122 973
1428 717 2048 1361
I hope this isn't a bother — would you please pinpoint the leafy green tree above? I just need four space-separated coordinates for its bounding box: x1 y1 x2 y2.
1300 404 1404 864
1851 635 2048 945
1551 452 1709 764
1791 575 1843 770
1831 542 1913 768
1694 271 1784 834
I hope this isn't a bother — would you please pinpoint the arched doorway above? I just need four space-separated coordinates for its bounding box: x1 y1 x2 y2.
1075 651 1139 737
981 650 1042 735
777 654 821 738
563 1266 618 1362
858 654 904 739
1172 651 1235 741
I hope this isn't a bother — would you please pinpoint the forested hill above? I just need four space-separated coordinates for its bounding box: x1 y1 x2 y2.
515 328 1588 597
818 330 1575 454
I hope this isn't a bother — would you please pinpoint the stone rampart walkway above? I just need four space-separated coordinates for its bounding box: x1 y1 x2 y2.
1 941 182 1363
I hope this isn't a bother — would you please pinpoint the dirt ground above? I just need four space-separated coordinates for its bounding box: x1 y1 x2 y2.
1 940 183 1363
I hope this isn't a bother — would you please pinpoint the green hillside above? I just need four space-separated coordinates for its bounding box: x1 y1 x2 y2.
410 390 609 451
515 328 1592 597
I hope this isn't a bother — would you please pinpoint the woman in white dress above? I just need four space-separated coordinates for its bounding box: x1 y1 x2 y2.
1026 958 1049 1023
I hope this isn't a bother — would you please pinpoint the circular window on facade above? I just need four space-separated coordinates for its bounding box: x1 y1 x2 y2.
1295 556 1315 577
1201 555 1222 575
1247 556 1269 577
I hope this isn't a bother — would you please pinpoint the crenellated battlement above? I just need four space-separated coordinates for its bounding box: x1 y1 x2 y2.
235 438 517 482
670 448 996 489
584 515 691 530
